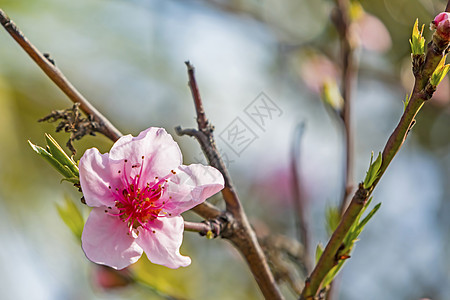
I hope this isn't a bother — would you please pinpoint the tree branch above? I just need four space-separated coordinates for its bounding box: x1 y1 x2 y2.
300 19 449 300
328 1 359 298
332 0 357 215
290 123 312 273
177 62 284 300
0 9 122 143
184 218 227 238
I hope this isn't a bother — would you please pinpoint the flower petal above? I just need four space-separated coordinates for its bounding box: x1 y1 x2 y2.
108 128 182 181
136 216 191 269
79 148 121 207
82 208 143 270
163 164 224 215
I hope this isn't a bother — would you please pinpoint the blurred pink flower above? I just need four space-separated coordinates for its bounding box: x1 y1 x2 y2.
431 77 450 106
93 266 132 290
353 13 392 53
79 127 224 270
299 52 339 93
432 12 450 40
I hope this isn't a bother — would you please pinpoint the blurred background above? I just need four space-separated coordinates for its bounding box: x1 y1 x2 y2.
0 0 449 299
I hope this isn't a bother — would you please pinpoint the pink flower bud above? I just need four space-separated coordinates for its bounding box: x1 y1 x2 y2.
93 266 131 290
432 12 450 40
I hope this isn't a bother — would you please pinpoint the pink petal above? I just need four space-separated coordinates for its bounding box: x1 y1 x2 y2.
434 12 449 25
163 164 225 215
108 128 182 181
82 208 143 270
79 148 121 207
136 216 191 269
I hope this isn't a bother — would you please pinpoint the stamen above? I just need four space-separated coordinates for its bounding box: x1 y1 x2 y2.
108 159 171 231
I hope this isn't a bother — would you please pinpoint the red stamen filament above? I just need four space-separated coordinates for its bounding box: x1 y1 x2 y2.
107 156 170 232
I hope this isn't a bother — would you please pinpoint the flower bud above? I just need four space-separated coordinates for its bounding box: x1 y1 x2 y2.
93 266 132 290
431 12 450 41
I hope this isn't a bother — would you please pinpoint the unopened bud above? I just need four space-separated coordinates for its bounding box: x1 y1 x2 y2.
431 12 450 41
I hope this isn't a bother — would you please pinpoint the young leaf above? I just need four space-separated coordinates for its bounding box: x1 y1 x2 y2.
363 152 382 189
29 141 75 178
56 195 85 240
321 198 381 289
321 80 344 111
45 134 79 176
355 202 381 235
315 243 324 264
403 94 410 112
430 55 450 86
326 206 340 236
409 19 425 55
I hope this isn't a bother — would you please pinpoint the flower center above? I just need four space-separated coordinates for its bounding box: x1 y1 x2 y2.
107 156 173 232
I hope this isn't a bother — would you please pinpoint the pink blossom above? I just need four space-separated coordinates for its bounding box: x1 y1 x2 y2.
353 13 392 53
93 266 131 290
79 127 224 270
432 12 450 40
298 52 339 93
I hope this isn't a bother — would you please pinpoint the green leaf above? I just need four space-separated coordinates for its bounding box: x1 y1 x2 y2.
61 176 81 184
322 263 343 288
430 55 450 86
45 134 79 176
133 253 197 298
56 195 85 240
403 94 410 112
363 152 382 189
315 243 324 264
321 199 381 289
326 206 340 236
409 19 425 55
321 80 344 111
29 141 76 179
28 135 80 185
355 202 381 235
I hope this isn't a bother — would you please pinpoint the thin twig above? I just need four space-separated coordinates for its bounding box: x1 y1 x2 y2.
301 184 369 299
290 122 312 272
178 62 284 300
328 0 358 298
0 9 122 143
183 62 238 211
190 201 222 219
332 0 357 215
183 221 214 233
300 19 449 299
184 219 226 238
